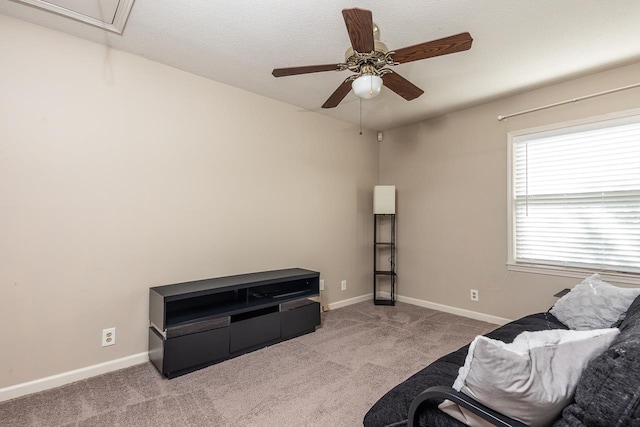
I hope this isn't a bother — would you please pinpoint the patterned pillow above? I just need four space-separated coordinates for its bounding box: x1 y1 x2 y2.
549 274 640 330
556 295 640 426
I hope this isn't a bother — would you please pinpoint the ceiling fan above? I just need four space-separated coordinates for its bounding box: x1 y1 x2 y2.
272 8 473 109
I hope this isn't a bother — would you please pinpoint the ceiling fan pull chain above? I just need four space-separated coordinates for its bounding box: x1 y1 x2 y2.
359 98 363 135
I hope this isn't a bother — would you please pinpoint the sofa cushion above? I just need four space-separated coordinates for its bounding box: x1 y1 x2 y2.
364 347 469 427
440 328 618 427
555 294 640 427
363 313 568 427
549 274 640 330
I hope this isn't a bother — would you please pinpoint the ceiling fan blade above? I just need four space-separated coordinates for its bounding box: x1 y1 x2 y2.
272 64 342 77
342 8 374 53
382 72 424 101
391 32 473 64
322 79 353 109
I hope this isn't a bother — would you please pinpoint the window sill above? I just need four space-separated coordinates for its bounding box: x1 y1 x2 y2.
507 263 640 286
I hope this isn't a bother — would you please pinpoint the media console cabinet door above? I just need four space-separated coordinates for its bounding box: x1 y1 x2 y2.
281 302 321 339
229 311 280 353
164 327 230 375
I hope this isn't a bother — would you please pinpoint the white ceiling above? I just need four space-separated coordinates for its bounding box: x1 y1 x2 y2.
2 0 640 130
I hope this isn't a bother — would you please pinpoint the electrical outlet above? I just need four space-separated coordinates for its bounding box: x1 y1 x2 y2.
341 280 347 291
319 279 324 291
470 289 479 301
102 327 116 347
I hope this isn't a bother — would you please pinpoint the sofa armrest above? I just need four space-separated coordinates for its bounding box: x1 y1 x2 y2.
407 386 527 427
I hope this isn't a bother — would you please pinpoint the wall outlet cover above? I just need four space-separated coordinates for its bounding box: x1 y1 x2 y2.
102 327 116 347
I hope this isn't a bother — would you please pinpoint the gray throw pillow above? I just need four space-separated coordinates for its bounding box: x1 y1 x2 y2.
549 274 640 330
439 328 619 427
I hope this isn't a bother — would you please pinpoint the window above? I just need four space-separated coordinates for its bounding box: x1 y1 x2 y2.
508 112 640 280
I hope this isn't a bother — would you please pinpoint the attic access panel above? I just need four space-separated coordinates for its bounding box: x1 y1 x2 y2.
15 0 135 33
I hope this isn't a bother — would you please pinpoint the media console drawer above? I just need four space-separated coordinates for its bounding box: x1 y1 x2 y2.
148 268 320 378
164 327 230 374
230 309 280 353
281 300 321 339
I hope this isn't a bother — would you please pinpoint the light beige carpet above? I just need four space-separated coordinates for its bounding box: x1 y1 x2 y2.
0 301 497 426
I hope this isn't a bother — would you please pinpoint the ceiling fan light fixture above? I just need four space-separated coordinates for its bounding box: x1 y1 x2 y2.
352 74 383 99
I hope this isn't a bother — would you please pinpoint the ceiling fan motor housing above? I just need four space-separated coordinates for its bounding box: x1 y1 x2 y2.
344 40 393 77
344 39 389 58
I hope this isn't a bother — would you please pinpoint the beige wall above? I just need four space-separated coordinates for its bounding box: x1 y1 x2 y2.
0 15 378 388
380 61 640 321
3 10 639 391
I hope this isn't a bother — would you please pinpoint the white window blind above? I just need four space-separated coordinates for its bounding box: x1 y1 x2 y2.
512 115 640 274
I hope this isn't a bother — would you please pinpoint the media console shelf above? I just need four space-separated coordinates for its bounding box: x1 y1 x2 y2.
148 268 320 378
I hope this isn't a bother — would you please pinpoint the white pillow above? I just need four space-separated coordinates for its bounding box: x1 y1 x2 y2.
439 328 619 427
550 273 640 330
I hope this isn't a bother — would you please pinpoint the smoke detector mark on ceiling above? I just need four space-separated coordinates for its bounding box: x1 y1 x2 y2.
14 0 135 33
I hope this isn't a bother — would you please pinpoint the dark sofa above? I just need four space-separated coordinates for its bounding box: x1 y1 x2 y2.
364 294 640 427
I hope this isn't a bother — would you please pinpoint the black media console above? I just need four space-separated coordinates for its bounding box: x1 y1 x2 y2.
148 268 321 378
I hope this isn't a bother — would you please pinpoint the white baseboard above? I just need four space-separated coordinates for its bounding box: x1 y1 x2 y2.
0 352 149 403
395 295 512 325
327 293 373 310
328 292 512 326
